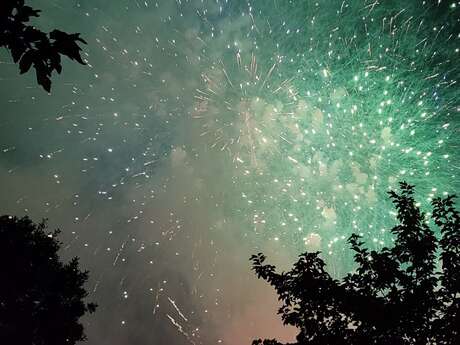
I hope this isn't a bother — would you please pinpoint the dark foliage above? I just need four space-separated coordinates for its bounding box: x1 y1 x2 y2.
0 215 96 345
251 182 459 345
0 0 86 91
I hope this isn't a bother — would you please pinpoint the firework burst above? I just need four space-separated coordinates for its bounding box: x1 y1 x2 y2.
193 51 300 169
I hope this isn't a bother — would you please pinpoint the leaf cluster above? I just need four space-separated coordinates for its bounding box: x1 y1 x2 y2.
0 0 86 91
251 182 459 345
0 215 96 345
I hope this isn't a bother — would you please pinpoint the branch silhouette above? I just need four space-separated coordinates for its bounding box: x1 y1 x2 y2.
251 182 459 345
0 0 87 91
0 215 97 345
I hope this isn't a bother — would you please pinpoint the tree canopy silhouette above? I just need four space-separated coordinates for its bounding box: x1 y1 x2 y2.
0 0 87 92
0 215 96 345
251 182 459 345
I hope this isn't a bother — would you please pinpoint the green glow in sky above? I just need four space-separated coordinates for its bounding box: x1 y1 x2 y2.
0 0 458 343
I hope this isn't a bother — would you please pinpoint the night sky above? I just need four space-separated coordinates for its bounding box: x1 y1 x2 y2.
0 1 459 344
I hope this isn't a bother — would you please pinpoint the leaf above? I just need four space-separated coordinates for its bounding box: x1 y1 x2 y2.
10 43 25 63
49 52 62 74
35 64 51 92
49 30 87 65
19 50 34 74
17 5 41 22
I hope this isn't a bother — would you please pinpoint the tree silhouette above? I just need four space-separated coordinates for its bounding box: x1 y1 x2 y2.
0 215 96 345
251 182 459 345
0 0 87 92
